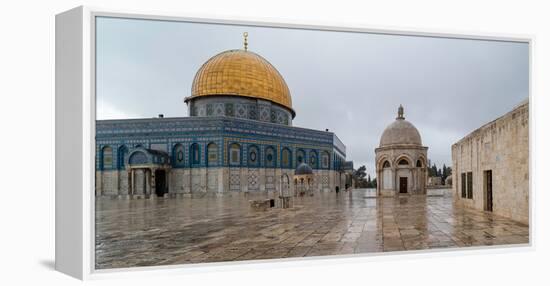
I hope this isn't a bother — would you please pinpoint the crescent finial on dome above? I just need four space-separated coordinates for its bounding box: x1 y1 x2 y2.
243 32 248 51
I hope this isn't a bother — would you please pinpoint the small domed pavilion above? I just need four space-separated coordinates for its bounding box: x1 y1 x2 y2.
294 162 314 196
375 105 428 196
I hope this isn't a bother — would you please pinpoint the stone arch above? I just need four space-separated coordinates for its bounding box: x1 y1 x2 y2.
281 173 291 197
416 155 427 168
376 155 394 191
415 154 428 194
394 154 413 168
376 156 392 170
398 158 410 166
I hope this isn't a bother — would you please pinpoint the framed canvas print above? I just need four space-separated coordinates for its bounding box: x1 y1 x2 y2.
55 6 532 280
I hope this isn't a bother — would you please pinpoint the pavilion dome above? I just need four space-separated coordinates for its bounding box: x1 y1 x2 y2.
295 162 313 175
379 105 422 147
186 48 294 116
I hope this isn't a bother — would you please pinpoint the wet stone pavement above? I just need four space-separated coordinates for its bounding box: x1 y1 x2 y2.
95 188 529 269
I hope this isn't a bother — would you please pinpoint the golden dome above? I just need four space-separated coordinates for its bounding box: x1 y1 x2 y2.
186 49 294 115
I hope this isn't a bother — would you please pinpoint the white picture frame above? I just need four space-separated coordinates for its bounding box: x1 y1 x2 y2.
55 5 533 280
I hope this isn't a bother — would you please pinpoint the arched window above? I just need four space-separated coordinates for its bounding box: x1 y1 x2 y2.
248 145 259 167
282 148 292 168
382 160 391 168
321 151 330 169
207 142 218 166
416 160 423 167
190 143 200 166
398 159 409 166
309 151 318 168
229 143 241 166
296 149 305 165
173 144 185 167
101 146 113 170
265 146 276 168
117 145 128 169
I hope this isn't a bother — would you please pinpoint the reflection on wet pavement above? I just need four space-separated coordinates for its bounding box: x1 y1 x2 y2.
95 188 529 269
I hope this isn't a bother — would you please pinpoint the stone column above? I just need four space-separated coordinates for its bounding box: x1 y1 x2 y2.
166 169 170 195
129 169 134 195
140 169 146 195
378 169 383 195
411 168 415 193
149 169 154 195
393 167 398 196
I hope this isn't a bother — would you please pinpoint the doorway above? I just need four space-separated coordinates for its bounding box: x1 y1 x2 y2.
399 177 408 193
155 169 167 197
484 170 493 212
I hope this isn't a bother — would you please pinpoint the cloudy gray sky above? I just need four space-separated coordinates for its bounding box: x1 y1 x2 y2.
96 17 529 176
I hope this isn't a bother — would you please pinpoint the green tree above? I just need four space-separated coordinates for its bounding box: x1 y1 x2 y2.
441 164 449 183
353 165 368 187
429 163 438 177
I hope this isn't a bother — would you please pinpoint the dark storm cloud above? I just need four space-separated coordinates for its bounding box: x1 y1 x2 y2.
96 17 529 176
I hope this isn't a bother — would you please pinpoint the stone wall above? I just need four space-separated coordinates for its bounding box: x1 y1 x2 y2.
452 100 529 224
96 168 344 197
428 176 442 186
